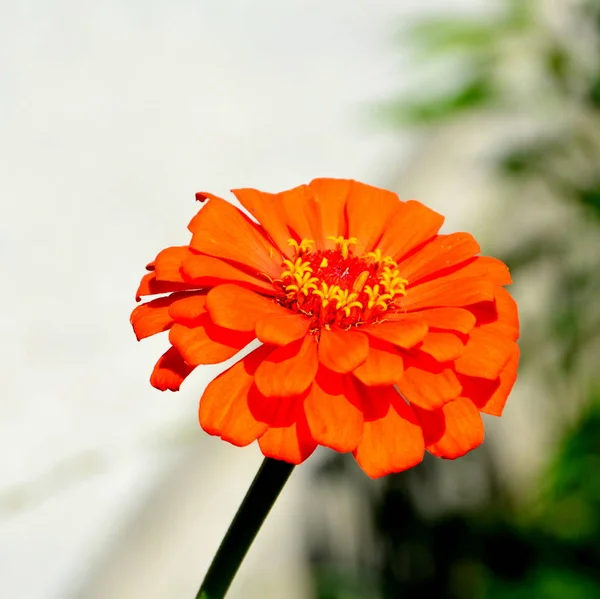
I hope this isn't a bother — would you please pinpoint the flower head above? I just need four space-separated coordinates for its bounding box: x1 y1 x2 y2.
131 179 519 478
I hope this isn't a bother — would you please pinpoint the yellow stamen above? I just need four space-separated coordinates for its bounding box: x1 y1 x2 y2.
327 236 358 259
352 270 370 294
288 238 315 255
319 257 329 268
313 282 341 308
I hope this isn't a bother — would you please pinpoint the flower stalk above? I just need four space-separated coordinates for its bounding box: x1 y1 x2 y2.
196 457 295 599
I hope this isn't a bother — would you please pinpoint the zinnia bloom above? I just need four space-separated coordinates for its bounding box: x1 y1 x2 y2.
131 179 519 478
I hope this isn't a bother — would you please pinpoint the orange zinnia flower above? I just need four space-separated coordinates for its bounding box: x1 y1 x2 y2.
131 179 519 478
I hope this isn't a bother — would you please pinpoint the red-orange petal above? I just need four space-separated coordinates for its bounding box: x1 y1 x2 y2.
468 344 520 416
452 256 512 286
397 232 481 284
309 178 351 245
255 312 311 346
150 346 195 391
168 293 208 325
278 185 325 249
154 246 190 282
130 296 175 340
400 276 495 311
454 328 515 380
254 334 318 397
258 397 318 464
168 316 254 366
361 320 428 350
318 328 369 373
304 368 363 452
352 338 404 386
414 397 484 459
135 272 196 301
390 307 476 334
346 181 401 254
232 187 292 255
418 331 465 362
199 345 276 446
353 383 425 478
477 287 520 341
397 354 462 410
377 200 445 261
206 284 289 332
188 196 282 279
181 253 276 295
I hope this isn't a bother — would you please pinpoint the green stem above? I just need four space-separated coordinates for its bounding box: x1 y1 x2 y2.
196 457 295 599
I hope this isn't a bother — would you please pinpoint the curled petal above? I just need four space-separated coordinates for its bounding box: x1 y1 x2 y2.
305 368 363 452
353 383 425 478
150 347 195 391
258 396 317 464
255 335 318 397
414 397 484 459
169 316 254 366
199 345 276 446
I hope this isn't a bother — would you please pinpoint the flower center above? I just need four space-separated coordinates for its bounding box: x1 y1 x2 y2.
276 237 408 329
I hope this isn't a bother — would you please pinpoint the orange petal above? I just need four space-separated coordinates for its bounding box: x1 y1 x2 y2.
258 396 317 464
309 178 351 245
397 353 462 410
256 312 311 346
361 320 428 349
400 276 495 311
454 328 515 380
168 316 254 366
471 287 519 341
130 296 174 340
181 253 277 295
353 383 425 478
397 232 481 284
463 344 520 416
318 328 369 373
413 397 484 459
377 200 445 261
390 307 476 334
353 338 404 386
278 184 324 249
451 256 512 286
135 272 196 301
168 293 208 325
150 346 195 391
154 246 190 282
188 196 282 279
232 187 292 255
418 331 465 362
346 181 401 254
206 284 288 332
254 335 318 397
304 368 363 452
199 345 275 446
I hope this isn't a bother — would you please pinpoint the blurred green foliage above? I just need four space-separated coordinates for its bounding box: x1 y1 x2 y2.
309 1 600 597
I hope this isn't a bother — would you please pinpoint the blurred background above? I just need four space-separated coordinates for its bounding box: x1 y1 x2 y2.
2 0 599 598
